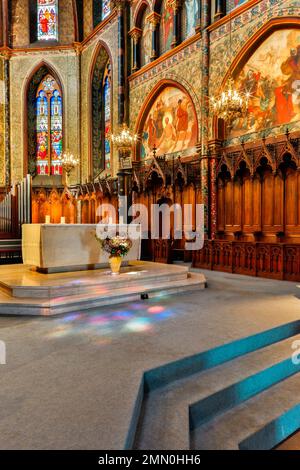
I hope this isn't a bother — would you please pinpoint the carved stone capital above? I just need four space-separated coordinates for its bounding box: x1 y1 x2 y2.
73 42 82 55
128 27 142 43
146 12 161 30
0 47 12 60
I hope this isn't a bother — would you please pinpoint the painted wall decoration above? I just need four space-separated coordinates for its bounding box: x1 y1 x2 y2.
140 8 152 67
141 86 198 159
229 29 300 140
226 0 249 12
184 0 199 39
37 0 58 41
160 0 174 53
36 74 62 176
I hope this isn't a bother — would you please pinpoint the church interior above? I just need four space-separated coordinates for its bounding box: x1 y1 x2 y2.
0 0 300 453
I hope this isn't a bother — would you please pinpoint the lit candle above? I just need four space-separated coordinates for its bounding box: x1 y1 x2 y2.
60 216 66 224
45 215 50 224
108 217 113 225
119 215 124 225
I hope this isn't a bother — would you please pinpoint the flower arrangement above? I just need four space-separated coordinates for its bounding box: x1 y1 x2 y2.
96 235 132 258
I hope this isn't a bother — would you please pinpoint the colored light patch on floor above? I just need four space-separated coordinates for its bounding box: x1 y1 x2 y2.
46 300 179 344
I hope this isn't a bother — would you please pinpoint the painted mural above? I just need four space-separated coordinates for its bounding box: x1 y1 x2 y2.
140 8 152 67
185 0 199 38
229 29 300 139
160 0 174 53
141 86 198 159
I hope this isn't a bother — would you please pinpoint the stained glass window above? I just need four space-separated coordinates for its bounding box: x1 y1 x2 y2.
102 0 111 20
37 0 58 41
103 62 111 170
36 75 63 175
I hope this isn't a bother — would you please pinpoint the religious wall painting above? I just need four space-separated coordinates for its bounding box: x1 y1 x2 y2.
36 75 62 175
228 29 300 141
184 0 199 39
140 9 152 67
37 0 58 41
160 0 174 53
141 86 198 159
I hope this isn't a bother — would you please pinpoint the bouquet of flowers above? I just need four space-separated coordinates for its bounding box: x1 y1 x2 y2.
96 235 132 258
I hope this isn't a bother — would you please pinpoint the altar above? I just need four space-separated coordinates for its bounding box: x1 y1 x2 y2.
22 224 141 273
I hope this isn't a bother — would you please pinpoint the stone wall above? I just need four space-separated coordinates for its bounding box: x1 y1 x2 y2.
10 0 30 48
9 50 80 184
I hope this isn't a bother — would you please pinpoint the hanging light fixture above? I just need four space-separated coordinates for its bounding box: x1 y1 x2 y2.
58 149 79 186
210 10 250 126
110 123 139 156
210 77 250 123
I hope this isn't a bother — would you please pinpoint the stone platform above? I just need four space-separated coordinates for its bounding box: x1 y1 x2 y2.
0 261 206 316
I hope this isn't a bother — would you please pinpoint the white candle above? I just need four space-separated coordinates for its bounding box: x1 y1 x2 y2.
45 215 50 224
60 216 66 224
108 217 113 225
119 215 124 225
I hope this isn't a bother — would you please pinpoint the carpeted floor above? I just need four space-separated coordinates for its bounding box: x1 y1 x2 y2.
0 269 299 449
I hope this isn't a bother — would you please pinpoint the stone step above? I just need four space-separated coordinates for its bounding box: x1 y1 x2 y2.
133 333 300 450
191 371 300 450
0 272 206 316
0 262 190 299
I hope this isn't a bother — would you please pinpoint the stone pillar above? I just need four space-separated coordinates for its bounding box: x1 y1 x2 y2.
208 140 222 239
214 0 225 21
146 12 161 61
128 27 142 73
113 0 125 125
2 0 9 46
171 0 182 49
200 0 211 236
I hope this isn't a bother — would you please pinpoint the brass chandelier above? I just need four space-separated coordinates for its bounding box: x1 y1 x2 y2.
59 149 79 186
210 76 250 123
110 123 139 155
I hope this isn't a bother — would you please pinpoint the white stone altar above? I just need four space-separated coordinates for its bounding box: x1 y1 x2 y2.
22 223 141 273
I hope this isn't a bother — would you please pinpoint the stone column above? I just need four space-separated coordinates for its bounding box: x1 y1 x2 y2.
146 12 161 61
1 1 10 186
171 0 182 49
214 0 225 21
208 140 222 239
113 0 125 125
128 27 142 73
200 0 211 236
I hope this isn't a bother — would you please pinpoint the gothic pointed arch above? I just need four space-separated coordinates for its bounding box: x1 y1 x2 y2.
25 62 64 178
212 18 300 143
90 42 113 179
135 80 199 161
